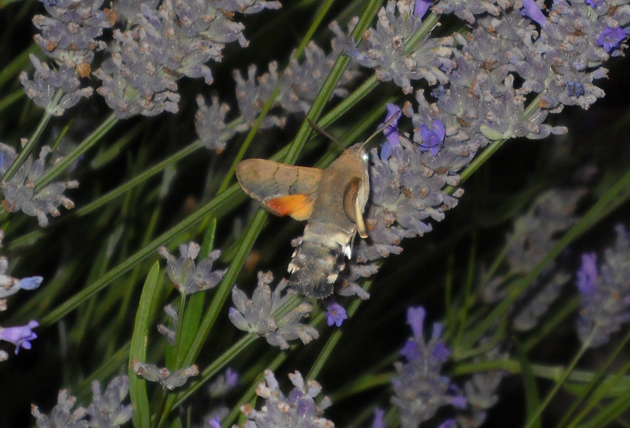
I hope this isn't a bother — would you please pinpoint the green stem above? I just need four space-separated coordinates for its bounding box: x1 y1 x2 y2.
4 90 63 181
35 112 119 191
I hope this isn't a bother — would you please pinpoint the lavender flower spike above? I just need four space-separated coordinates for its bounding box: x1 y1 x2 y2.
392 307 466 428
0 320 39 354
575 225 630 348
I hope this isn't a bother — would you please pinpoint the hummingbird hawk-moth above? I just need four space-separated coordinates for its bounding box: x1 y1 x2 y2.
236 118 394 298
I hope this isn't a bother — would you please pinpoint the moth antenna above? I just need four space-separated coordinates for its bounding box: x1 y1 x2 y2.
306 118 345 151
360 110 403 149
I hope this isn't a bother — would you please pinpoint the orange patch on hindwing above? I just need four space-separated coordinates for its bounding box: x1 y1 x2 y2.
265 194 315 221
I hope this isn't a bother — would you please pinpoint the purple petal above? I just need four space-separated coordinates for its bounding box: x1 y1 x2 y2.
419 119 445 157
414 0 432 18
326 302 348 327
0 320 39 354
520 0 547 26
18 276 43 290
598 27 627 53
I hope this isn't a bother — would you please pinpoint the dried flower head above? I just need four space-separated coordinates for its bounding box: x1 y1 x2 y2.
86 376 133 427
20 54 93 116
158 242 226 295
229 271 318 349
0 144 78 227
131 360 199 390
94 0 281 118
239 370 334 428
32 376 131 428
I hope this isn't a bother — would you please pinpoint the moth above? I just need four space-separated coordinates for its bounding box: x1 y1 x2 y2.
236 117 395 298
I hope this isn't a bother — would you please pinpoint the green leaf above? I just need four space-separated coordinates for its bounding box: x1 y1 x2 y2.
515 338 541 428
129 261 162 428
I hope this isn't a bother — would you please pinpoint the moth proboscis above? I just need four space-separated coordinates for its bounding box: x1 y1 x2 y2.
235 115 398 298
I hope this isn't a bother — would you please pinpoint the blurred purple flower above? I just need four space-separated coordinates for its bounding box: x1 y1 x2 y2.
225 368 238 389
208 415 221 428
576 225 630 348
0 320 39 354
576 253 597 297
372 408 386 428
401 339 419 361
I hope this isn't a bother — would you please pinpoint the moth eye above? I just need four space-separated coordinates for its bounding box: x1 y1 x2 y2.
361 152 369 161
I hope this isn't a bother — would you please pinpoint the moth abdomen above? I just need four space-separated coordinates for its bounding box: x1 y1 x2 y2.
287 219 354 298
288 240 346 298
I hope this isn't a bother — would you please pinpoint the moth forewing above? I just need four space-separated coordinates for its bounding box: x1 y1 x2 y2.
235 159 322 220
